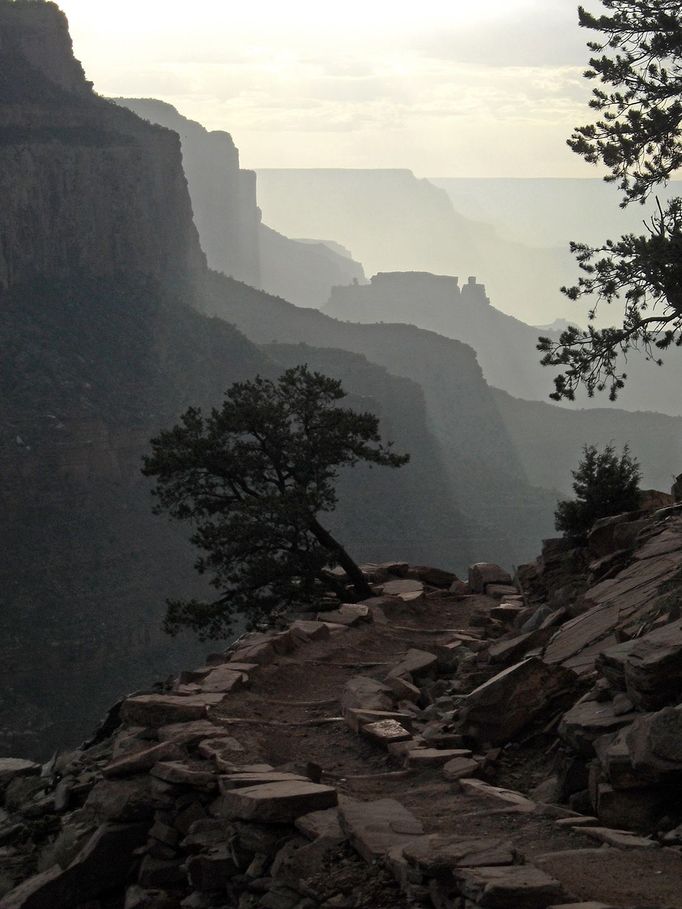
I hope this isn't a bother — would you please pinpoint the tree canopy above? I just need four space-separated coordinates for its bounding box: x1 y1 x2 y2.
538 1 682 401
142 365 409 639
555 443 642 539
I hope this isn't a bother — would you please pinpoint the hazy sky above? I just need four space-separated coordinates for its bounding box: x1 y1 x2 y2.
59 0 597 177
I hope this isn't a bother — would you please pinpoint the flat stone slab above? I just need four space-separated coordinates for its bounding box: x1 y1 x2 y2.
461 657 578 745
103 742 183 778
380 579 424 597
196 666 247 694
469 563 512 594
218 772 308 792
558 697 633 756
295 807 345 842
442 756 481 781
345 708 414 734
458 779 536 813
403 835 516 872
386 648 438 680
290 620 331 642
339 796 424 863
405 748 472 768
0 758 40 787
579 826 658 849
157 720 228 744
121 694 224 727
361 719 412 746
342 676 393 713
456 864 566 909
217 781 337 822
150 761 217 790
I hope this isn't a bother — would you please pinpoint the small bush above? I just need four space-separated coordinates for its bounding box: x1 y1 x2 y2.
555 443 641 541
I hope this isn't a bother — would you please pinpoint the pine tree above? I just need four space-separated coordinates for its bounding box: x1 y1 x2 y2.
142 365 409 639
538 1 682 401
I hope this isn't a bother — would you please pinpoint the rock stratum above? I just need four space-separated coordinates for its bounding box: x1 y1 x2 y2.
2 499 682 908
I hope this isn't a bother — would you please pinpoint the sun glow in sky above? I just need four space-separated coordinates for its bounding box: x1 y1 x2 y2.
58 0 595 176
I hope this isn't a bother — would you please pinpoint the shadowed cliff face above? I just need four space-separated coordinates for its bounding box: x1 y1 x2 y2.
113 98 366 308
0 5 470 759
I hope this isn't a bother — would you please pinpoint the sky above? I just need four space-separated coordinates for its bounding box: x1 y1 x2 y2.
58 0 597 177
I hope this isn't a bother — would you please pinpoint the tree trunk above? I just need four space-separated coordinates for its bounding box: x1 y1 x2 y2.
308 516 373 600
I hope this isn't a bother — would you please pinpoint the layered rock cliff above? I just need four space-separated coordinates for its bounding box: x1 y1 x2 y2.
0 2 469 758
114 98 365 307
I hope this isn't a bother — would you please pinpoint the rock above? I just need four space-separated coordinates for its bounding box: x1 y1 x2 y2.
402 834 516 872
121 694 224 728
216 781 337 822
150 761 217 790
460 657 578 746
405 748 472 768
485 583 519 600
218 771 308 791
587 512 641 558
196 666 247 693
137 855 185 888
488 629 552 666
458 779 537 812
442 756 481 781
558 697 633 756
380 579 424 598
1 822 148 909
456 864 566 908
623 620 682 709
612 693 633 716
338 797 424 863
186 847 239 890
341 676 393 713
412 566 458 587
386 648 438 680
386 676 421 702
595 782 668 831
157 720 227 744
295 807 344 842
490 604 525 624
468 563 512 594
625 705 682 777
361 719 412 746
0 758 40 790
289 620 330 642
579 826 658 849
103 742 184 778
344 708 414 734
85 777 155 821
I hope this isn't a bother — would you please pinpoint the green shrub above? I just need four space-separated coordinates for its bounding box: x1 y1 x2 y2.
555 443 641 540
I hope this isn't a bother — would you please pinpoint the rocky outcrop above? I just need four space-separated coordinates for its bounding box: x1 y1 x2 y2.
4 542 682 909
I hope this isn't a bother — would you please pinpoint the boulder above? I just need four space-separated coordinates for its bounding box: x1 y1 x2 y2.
338 796 424 863
341 676 393 713
460 658 577 746
0 758 40 790
455 864 566 908
386 648 438 680
216 780 337 822
559 697 634 756
1 822 147 909
468 563 512 594
402 835 516 873
624 620 682 709
121 694 223 728
85 778 155 822
103 742 184 778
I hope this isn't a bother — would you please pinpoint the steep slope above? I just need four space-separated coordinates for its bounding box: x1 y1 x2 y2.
263 343 473 568
201 272 557 566
114 98 365 307
324 271 682 417
492 388 682 496
0 2 466 757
